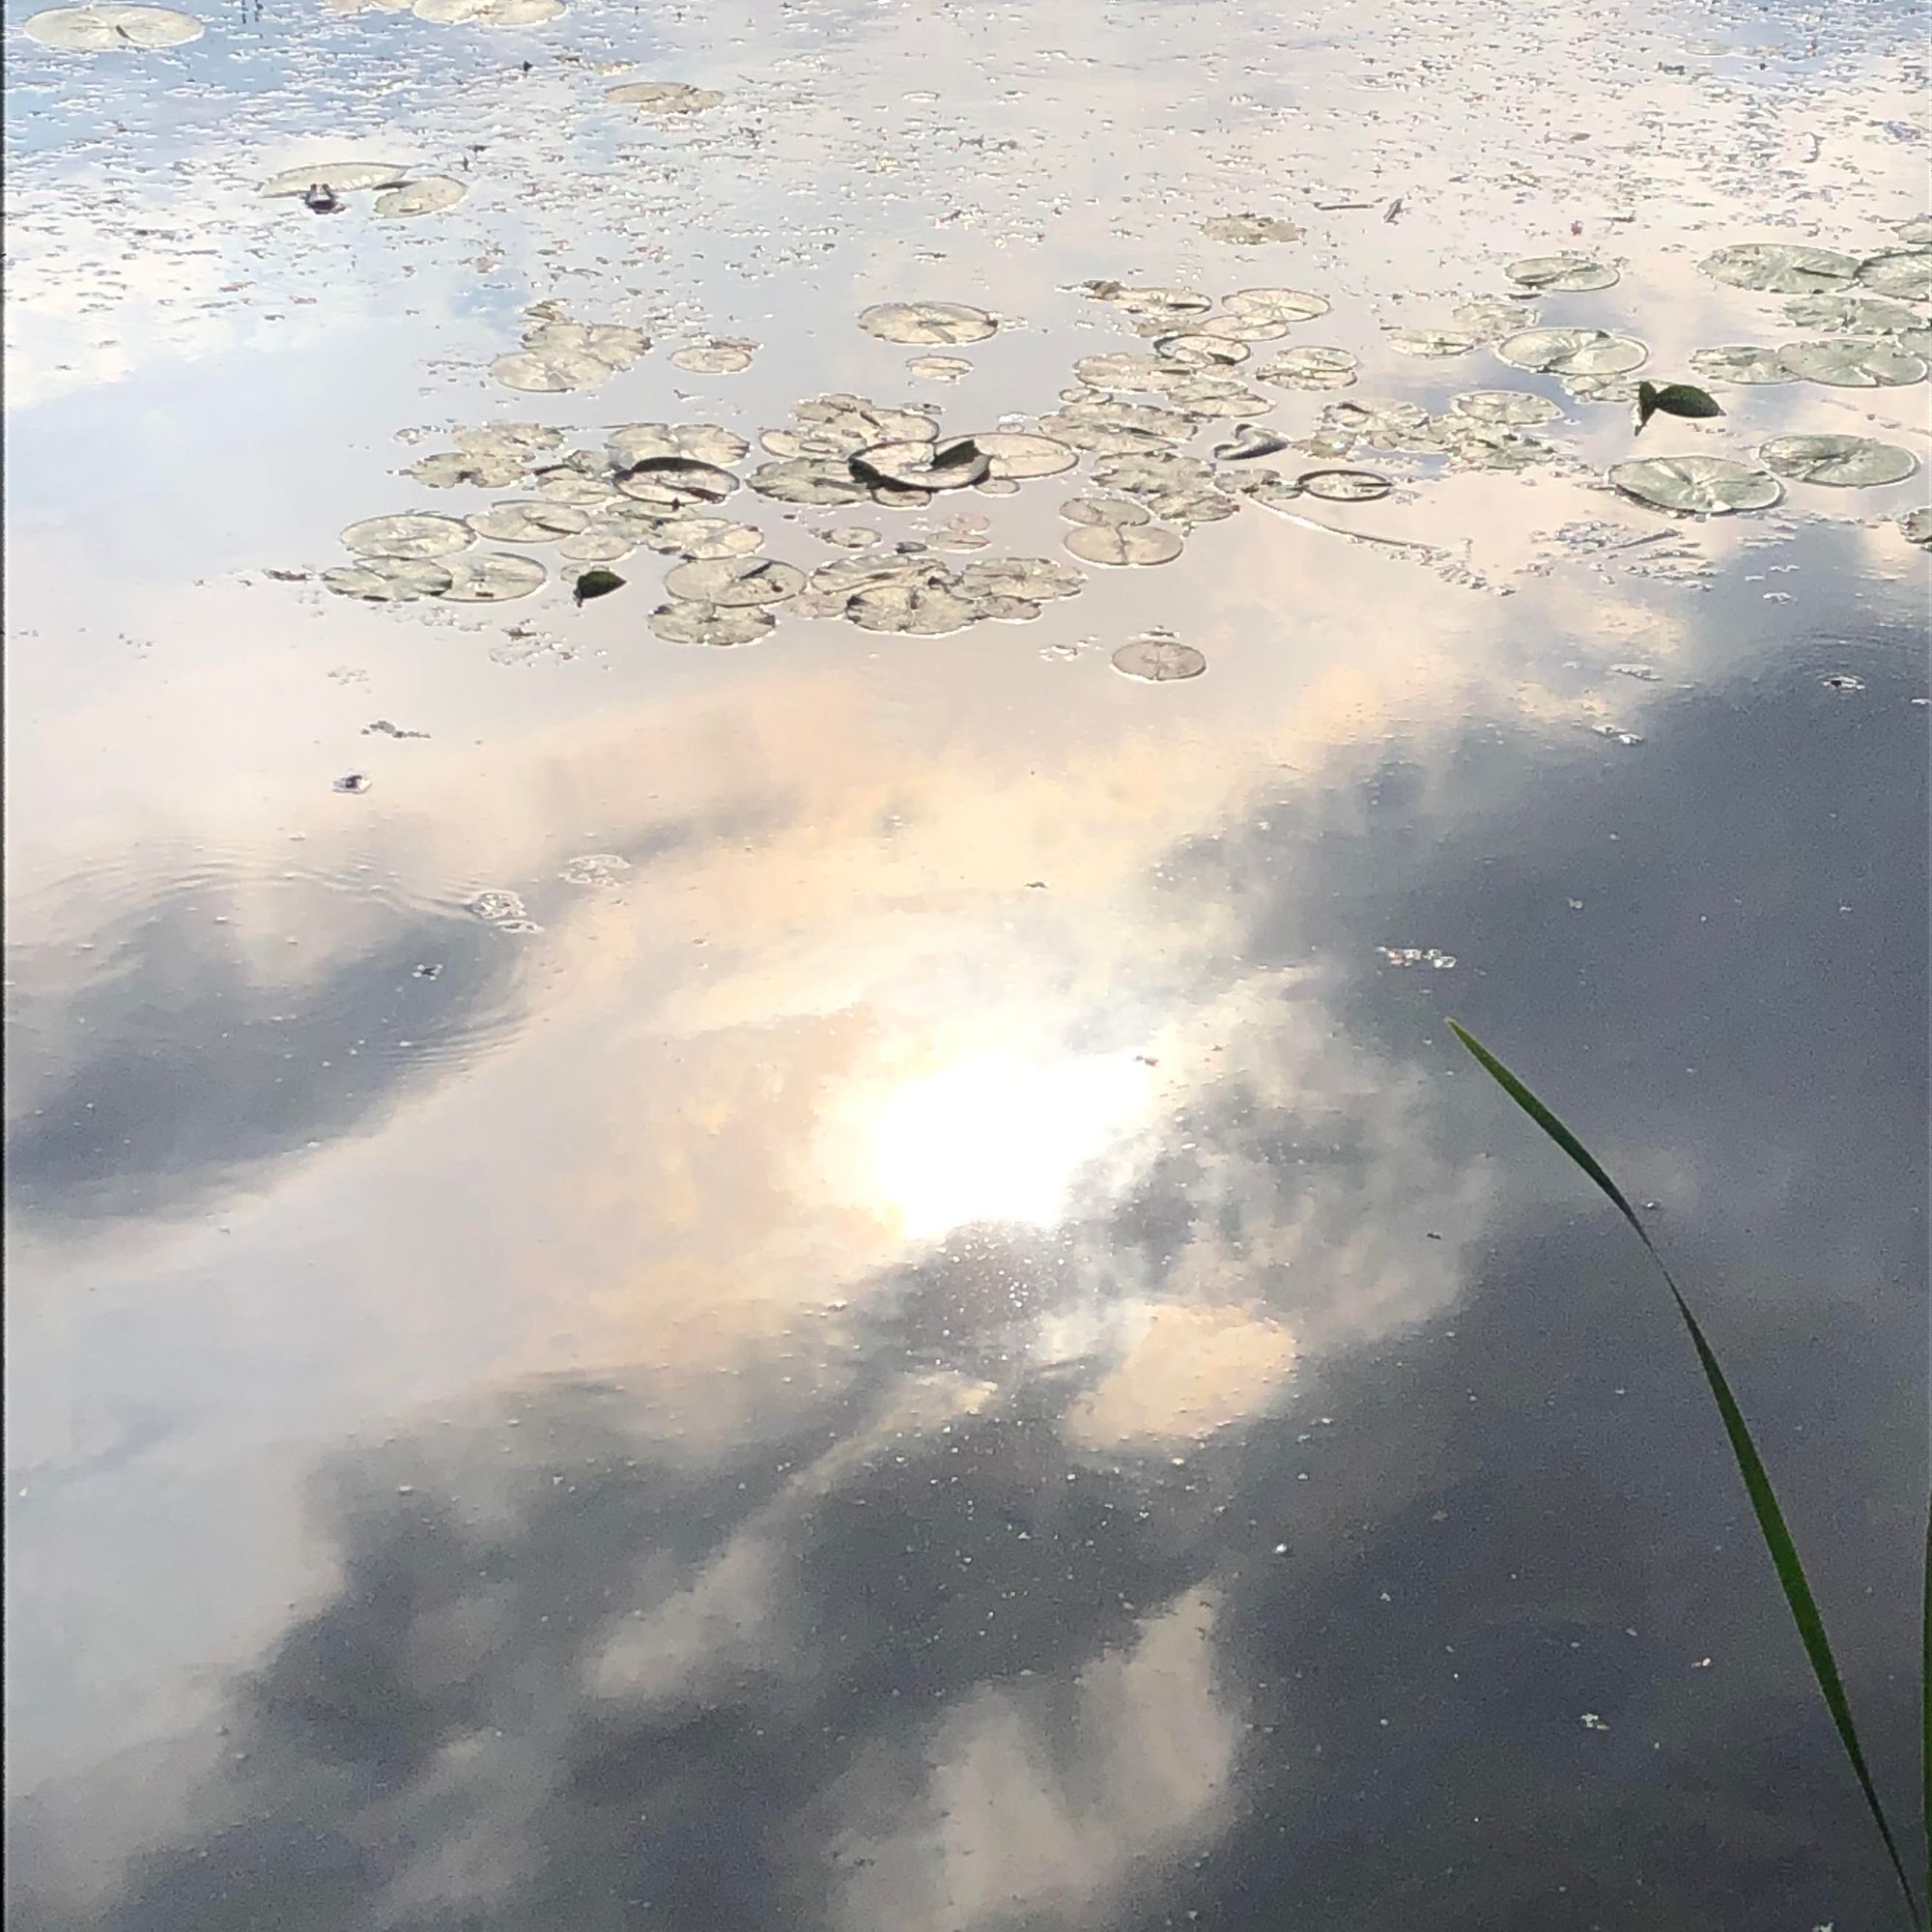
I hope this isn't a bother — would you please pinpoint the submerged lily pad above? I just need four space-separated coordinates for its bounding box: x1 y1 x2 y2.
859 301 997 345
1498 327 1647 376
436 552 548 600
1698 243 1860 293
1780 293 1925 334
1757 434 1918 487
1856 249 1932 300
1203 213 1303 244
261 159 410 196
322 558 453 601
1607 455 1782 515
1777 338 1927 386
648 601 774 646
669 338 756 374
1224 287 1330 323
1064 522 1184 566
604 79 723 113
663 556 804 606
1255 346 1358 389
24 3 202 46
1687 344 1796 384
1112 638 1206 681
342 512 473 557
1451 388 1561 424
373 176 467 217
1387 327 1481 358
1506 255 1619 291
608 422 747 469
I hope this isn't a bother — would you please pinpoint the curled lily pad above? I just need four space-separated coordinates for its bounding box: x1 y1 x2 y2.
1498 327 1647 376
859 301 997 345
1299 468 1393 502
1214 423 1293 461
1777 338 1927 386
846 581 980 635
1506 255 1619 291
261 160 409 197
437 552 548 600
663 556 804 606
374 176 467 217
322 558 453 601
648 601 774 646
1687 344 1796 384
1202 213 1303 244
608 422 747 469
1388 327 1481 357
1154 332 1251 368
1781 293 1924 333
1064 522 1184 566
956 556 1085 602
906 355 973 383
1255 346 1358 389
25 3 202 45
466 499 589 542
852 437 991 490
1451 388 1560 425
1112 638 1206 681
1757 434 1918 487
748 459 868 505
412 0 562 21
1857 249 1932 300
1699 243 1860 292
1224 287 1329 323
342 512 473 558
1607 455 1782 515
604 79 723 113
669 338 755 374
971 432 1078 479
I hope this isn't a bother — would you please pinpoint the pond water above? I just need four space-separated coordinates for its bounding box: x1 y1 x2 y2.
5 0 1928 1922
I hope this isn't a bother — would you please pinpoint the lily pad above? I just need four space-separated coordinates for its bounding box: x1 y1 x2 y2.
1064 522 1184 566
1687 344 1796 384
1435 420 1553 470
1061 495 1151 527
373 176 467 217
412 0 563 21
1074 352 1191 392
1497 327 1647 376
1090 450 1214 494
1777 338 1927 386
1194 314 1291 343
1857 249 1932 300
1112 638 1206 682
532 467 617 508
1153 332 1252 368
1757 434 1918 487
556 526 639 562
817 526 879 548
1607 455 1782 515
764 395 938 458
956 556 1085 602
24 3 202 46
846 581 980 636
408 448 526 488
466 499 589 542
1781 293 1925 334
648 601 775 646
971 432 1078 479
859 301 997 345
613 458 739 509
1451 296 1537 336
1698 242 1860 293
322 558 453 601
646 517 764 558
342 512 473 558
604 79 723 113
852 437 992 490
1388 327 1481 357
1163 376 1271 417
663 556 804 606
1036 400 1193 452
1223 287 1330 323
608 422 747 469
493 320 648 393
669 338 755 374
906 355 974 382
261 160 410 197
1505 255 1619 291
1255 346 1358 389
1299 468 1393 502
1321 401 1434 449
1203 214 1303 244
1451 388 1561 425
748 459 869 505
436 552 549 600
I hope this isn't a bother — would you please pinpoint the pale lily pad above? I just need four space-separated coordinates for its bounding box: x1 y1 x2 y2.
859 301 997 345
1777 338 1927 386
956 556 1085 602
906 355 973 382
408 448 526 489
1194 314 1291 343
1203 214 1303 244
412 0 562 21
436 552 548 600
1387 327 1481 358
322 558 453 601
25 3 201 46
1900 506 1932 546
669 338 755 374
1898 217 1932 247
1562 373 1643 404
1757 434 1918 487
648 601 774 646
1857 249 1932 300
1140 483 1236 525
466 499 589 542
373 176 467 218
636 517 759 558
663 556 804 606
342 512 473 558
1074 352 1191 392
1104 284 1213 319
613 457 739 507
1090 451 1214 495
1163 376 1271 417
1451 388 1561 425
460 421 563 458
853 437 992 490
1451 296 1537 336
1154 332 1252 368
817 526 878 548
1498 327 1647 376
1112 638 1206 682
749 459 869 505
1065 522 1183 566
494 320 648 393
1688 344 1796 384
1506 255 1619 291
556 526 638 562
261 159 411 197
1607 455 1782 515
1255 346 1358 389
1698 243 1860 293
846 581 980 635
1061 495 1151 527
1224 469 1305 510
1321 401 1434 449
604 79 723 113
1036 399 1195 451
1435 421 1553 470
764 395 938 458
1224 287 1330 323
971 432 1078 479
607 422 747 469
1781 293 1925 333
1299 468 1393 502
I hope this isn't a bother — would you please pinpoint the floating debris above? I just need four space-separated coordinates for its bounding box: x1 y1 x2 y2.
1497 327 1647 376
1820 673 1866 693
24 3 203 46
1505 254 1619 291
1901 506 1932 547
412 0 564 22
1111 637 1207 681
1698 242 1860 292
1202 214 1303 244
469 890 529 924
859 301 998 345
1757 435 1918 487
560 853 632 887
1607 455 1782 515
332 772 372 794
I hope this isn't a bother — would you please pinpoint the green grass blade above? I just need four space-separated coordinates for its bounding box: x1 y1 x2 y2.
1448 1020 1921 1926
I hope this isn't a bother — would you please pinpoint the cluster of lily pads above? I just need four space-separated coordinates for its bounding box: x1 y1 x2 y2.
259 158 467 218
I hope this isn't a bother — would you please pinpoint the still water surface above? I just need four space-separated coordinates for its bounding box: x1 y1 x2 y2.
5 0 1928 1921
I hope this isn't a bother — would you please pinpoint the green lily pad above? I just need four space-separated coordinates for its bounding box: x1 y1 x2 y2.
1497 327 1647 376
1607 455 1782 514
859 301 997 345
342 512 473 557
1777 337 1927 386
1505 254 1619 291
24 3 202 46
1112 638 1206 681
322 558 453 601
1698 242 1860 292
1757 434 1918 487
1255 345 1358 389
1687 344 1796 384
